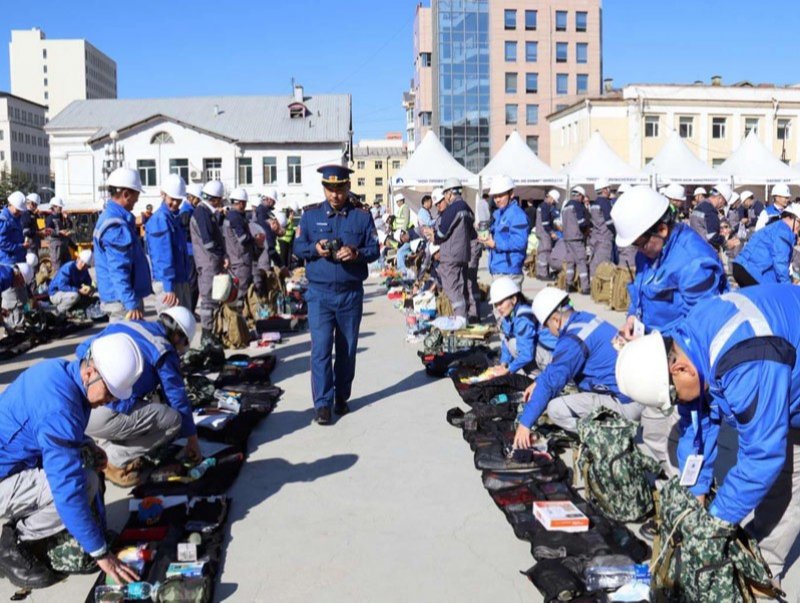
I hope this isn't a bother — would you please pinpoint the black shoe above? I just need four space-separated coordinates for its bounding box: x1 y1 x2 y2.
638 518 657 542
467 316 480 325
0 525 62 589
580 288 590 295
314 407 332 425
334 399 350 416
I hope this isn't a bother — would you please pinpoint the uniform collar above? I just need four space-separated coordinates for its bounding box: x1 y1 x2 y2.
324 200 352 217
67 359 92 410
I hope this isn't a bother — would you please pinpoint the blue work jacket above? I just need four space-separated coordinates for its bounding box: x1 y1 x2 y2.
734 219 795 285
0 207 25 265
49 260 92 295
499 302 557 374
145 203 189 291
489 200 530 275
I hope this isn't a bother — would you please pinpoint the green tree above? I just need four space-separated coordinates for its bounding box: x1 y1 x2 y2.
0 168 37 202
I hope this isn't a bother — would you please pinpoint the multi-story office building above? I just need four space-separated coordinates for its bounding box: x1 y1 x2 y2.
0 93 50 187
350 136 408 206
9 28 117 118
407 0 601 169
549 79 800 169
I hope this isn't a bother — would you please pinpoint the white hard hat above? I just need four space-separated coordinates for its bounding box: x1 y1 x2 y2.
78 249 93 265
25 193 40 205
615 332 672 411
276 211 288 229
663 183 686 201
25 252 38 267
186 183 204 199
711 183 733 203
393 192 405 203
781 203 800 220
160 306 197 344
229 187 248 203
106 167 144 193
377 230 388 245
50 196 64 208
15 262 33 285
740 190 754 203
393 228 405 240
546 189 561 202
727 191 740 207
90 333 144 400
571 185 587 197
409 238 425 254
38 203 51 213
263 187 279 202
617 183 633 196
488 276 521 305
202 180 225 199
610 186 670 247
161 174 186 200
249 222 266 239
693 186 707 196
594 178 610 191
432 188 445 203
772 183 791 198
429 243 441 254
7 191 26 210
532 287 569 324
443 177 462 192
488 175 515 197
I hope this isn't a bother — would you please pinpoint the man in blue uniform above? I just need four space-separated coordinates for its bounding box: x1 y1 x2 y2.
480 175 530 287
562 186 590 294
0 333 143 588
534 189 560 281
44 196 71 273
755 184 791 231
21 193 40 255
689 183 729 251
223 187 256 306
617 286 800 581
0 262 32 293
588 179 616 276
93 168 152 322
293 165 379 425
0 191 28 330
48 249 94 314
733 204 800 287
146 174 191 312
78 308 199 486
513 288 641 448
180 184 202 311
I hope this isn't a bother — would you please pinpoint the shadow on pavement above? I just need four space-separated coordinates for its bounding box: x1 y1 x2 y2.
349 367 433 412
249 408 315 448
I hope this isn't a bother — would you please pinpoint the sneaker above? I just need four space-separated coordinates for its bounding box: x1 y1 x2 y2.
0 525 62 589
103 462 141 488
314 407 332 425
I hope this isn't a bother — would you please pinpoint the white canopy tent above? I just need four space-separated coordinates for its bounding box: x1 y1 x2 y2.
561 131 650 192
644 130 720 186
717 131 800 187
479 131 567 198
390 131 478 211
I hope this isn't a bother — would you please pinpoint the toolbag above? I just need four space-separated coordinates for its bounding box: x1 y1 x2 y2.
589 261 616 305
610 266 634 311
451 373 533 406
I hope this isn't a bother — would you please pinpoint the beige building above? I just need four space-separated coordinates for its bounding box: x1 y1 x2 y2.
350 136 408 206
10 28 117 118
408 0 601 169
0 93 50 187
549 79 800 170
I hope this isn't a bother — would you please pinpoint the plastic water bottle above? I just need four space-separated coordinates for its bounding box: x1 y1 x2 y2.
95 581 156 601
583 555 638 591
188 457 217 480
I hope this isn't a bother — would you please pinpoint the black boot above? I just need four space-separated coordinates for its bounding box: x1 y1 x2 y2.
334 399 350 416
0 524 61 589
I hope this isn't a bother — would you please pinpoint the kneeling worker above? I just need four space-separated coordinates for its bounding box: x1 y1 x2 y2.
732 203 800 287
514 288 641 448
48 250 95 314
0 262 33 293
0 333 143 588
78 307 200 486
617 285 800 581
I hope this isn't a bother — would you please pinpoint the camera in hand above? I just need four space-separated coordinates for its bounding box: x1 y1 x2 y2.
322 238 343 254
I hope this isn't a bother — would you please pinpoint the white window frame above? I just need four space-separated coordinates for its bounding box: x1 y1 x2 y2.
287 156 302 185
137 159 157 187
712 117 727 139
263 157 277 184
644 115 660 138
237 157 253 185
679 116 694 138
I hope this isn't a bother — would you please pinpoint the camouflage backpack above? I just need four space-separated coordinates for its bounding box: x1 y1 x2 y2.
610 266 634 311
590 261 616 304
651 477 782 603
576 407 661 522
213 303 251 349
46 530 97 574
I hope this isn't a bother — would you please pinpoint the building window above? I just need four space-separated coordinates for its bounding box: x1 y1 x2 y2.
204 158 222 181
505 104 518 125
0 131 3 140
679 116 694 138
556 74 568 95
375 160 383 170
644 115 660 137
42 49 46 59
375 194 383 203
525 10 537 30
744 117 759 137
43 78 48 87
525 73 538 93
263 157 277 183
287 156 302 184
526 135 539 154
420 52 431 67
168 158 189 183
576 11 588 32
556 42 568 63
525 41 538 62
375 177 384 186
0 151 4 161
777 118 791 140
357 177 365 187
44 91 48 100
712 117 727 139
576 43 588 64
504 41 517 62
711 158 725 167
504 9 516 29
356 160 365 169
137 159 157 187
150 131 174 144
420 111 432 126
556 10 567 31
392 160 401 169
576 74 589 94
43 65 47 73
505 72 517 94
526 104 539 125
237 157 253 185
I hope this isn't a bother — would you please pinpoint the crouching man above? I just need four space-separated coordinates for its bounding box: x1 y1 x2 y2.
48 250 95 314
0 333 143 588
78 308 200 487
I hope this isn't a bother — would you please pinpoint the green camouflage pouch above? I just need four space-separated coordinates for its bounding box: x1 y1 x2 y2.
45 531 97 574
576 407 661 522
156 575 211 603
184 374 217 407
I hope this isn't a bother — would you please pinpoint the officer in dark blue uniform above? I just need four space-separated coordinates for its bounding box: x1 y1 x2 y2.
293 165 379 425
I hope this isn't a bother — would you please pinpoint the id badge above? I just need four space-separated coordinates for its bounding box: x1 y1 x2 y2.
633 317 645 338
680 454 704 487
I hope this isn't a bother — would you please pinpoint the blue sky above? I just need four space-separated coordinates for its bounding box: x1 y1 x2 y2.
0 0 798 141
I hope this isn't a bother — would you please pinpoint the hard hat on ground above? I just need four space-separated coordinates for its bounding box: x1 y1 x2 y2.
488 175 515 197
90 333 144 400
488 276 521 305
161 174 186 200
202 180 225 199
159 306 197 344
107 168 144 193
610 186 670 247
532 288 569 324
615 332 672 411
